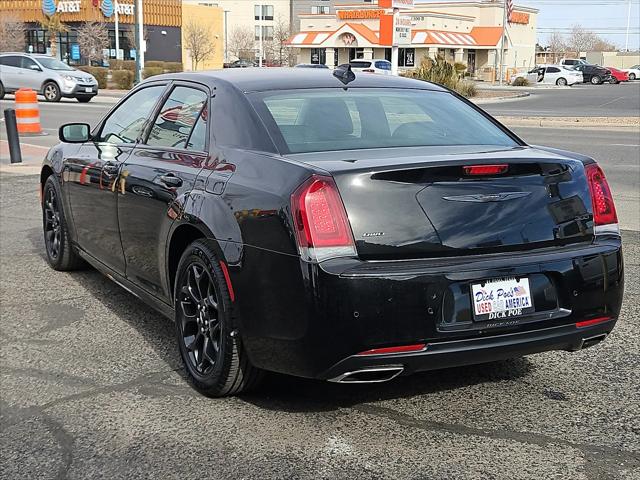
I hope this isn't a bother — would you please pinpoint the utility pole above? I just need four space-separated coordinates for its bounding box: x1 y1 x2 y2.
391 7 399 76
134 0 144 83
259 5 264 67
114 0 120 60
625 0 632 51
224 10 229 62
498 0 508 85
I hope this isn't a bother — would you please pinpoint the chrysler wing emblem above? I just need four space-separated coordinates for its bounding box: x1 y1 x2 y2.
442 192 531 203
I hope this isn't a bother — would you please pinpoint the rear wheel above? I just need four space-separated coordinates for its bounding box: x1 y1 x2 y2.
590 75 601 85
174 239 263 397
629 73 636 80
42 176 84 271
609 77 618 84
556 77 568 86
43 82 61 102
0 81 5 100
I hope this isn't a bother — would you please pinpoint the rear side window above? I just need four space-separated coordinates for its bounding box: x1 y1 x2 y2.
252 88 518 154
0 56 21 67
146 86 208 149
99 85 165 144
350 61 371 69
375 61 391 70
547 67 560 73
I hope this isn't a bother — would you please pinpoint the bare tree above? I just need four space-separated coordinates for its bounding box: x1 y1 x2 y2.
183 19 216 70
566 24 617 53
77 21 109 65
270 15 294 66
228 26 255 61
39 14 67 58
124 25 148 55
0 14 26 52
546 31 566 53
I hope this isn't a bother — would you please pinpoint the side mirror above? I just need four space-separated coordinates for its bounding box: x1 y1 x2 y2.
59 123 91 143
30 64 42 71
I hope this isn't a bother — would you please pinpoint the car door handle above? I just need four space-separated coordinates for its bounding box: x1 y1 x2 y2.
103 162 120 176
159 173 183 188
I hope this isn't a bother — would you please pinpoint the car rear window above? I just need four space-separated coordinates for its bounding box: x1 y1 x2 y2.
350 61 372 69
251 88 518 154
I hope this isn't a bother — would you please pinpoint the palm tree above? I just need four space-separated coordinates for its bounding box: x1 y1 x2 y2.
39 14 68 58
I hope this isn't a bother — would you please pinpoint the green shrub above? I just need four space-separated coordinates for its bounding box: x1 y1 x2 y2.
145 60 165 69
512 77 529 87
142 67 164 79
454 61 467 77
111 69 134 90
77 66 108 89
164 62 183 73
403 55 477 98
109 59 136 72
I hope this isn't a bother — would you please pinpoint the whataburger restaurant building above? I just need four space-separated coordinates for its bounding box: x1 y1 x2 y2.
288 0 538 80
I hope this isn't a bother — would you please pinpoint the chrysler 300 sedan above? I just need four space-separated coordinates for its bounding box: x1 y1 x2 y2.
41 68 623 397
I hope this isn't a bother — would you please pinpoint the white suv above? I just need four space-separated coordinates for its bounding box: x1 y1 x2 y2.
349 59 392 75
0 53 98 103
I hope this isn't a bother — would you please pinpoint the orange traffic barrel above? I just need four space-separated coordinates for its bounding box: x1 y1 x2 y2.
15 89 43 135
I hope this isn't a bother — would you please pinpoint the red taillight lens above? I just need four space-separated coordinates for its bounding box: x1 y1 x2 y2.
291 175 356 262
576 316 611 328
463 164 509 176
586 163 618 227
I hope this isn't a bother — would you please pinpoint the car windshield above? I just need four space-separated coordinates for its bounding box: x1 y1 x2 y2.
251 88 519 154
37 57 74 71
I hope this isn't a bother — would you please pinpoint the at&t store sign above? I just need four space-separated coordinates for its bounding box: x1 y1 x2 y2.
42 0 134 17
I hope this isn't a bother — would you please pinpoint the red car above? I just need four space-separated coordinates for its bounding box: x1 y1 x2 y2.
607 67 629 84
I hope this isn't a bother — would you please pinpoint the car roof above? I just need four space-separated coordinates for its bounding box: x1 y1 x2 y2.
146 68 447 93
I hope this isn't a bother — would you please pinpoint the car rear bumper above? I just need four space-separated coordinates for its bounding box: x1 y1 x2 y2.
235 237 624 379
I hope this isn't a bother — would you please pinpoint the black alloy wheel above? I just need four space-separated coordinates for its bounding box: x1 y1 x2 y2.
179 262 222 376
42 176 84 271
174 239 263 397
43 82 61 102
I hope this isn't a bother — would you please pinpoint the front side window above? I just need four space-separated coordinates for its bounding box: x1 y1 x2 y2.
253 88 518 154
99 85 165 144
375 61 391 70
21 57 40 71
146 86 208 149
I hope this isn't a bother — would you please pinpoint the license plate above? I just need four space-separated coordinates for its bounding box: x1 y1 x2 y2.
471 277 534 321
85 87 93 93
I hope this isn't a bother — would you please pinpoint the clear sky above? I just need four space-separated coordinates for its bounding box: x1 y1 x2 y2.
415 0 640 50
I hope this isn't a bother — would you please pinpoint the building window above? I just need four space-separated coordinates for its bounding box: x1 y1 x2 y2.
311 48 326 65
399 48 415 67
255 25 274 41
254 4 274 20
349 48 364 61
311 5 329 14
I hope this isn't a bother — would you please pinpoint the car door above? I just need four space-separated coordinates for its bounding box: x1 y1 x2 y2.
0 55 23 90
543 66 560 84
118 82 211 299
20 57 46 91
63 83 168 275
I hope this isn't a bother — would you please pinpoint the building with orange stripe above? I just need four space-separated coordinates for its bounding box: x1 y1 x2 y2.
288 1 538 80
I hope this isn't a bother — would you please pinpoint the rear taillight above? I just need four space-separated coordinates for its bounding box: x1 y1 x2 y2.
585 163 619 234
291 175 356 262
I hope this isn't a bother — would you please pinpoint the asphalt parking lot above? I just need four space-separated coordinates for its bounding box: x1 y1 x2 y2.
1 87 639 479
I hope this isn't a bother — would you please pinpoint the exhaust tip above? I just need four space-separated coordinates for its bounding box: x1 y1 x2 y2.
329 366 404 384
580 333 608 350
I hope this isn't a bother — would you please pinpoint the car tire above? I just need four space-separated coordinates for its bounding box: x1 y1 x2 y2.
42 175 85 271
556 78 568 86
609 77 618 84
174 239 264 397
0 81 5 100
76 96 92 103
590 76 601 85
43 82 62 102
629 73 636 81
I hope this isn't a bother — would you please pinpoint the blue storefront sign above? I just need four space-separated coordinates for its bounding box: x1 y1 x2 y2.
70 44 80 60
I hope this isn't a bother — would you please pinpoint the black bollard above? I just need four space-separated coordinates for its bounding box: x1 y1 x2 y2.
3 109 22 164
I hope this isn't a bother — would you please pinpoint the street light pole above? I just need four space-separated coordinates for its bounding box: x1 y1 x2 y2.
259 5 264 67
134 0 145 83
625 0 632 51
114 0 120 60
498 0 507 85
391 7 399 76
224 10 229 62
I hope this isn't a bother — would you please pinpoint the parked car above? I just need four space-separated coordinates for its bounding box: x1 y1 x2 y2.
606 67 629 84
622 65 640 80
349 59 392 75
0 53 98 102
571 64 612 85
560 58 587 67
42 69 623 396
510 65 583 86
295 63 330 69
226 59 256 68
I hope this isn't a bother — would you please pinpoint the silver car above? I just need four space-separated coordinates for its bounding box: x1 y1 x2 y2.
0 53 99 103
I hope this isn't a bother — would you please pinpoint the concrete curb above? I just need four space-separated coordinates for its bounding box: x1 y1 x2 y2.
473 93 531 104
495 116 640 129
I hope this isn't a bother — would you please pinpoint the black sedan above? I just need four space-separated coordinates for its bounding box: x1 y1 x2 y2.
41 68 624 396
572 64 613 85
